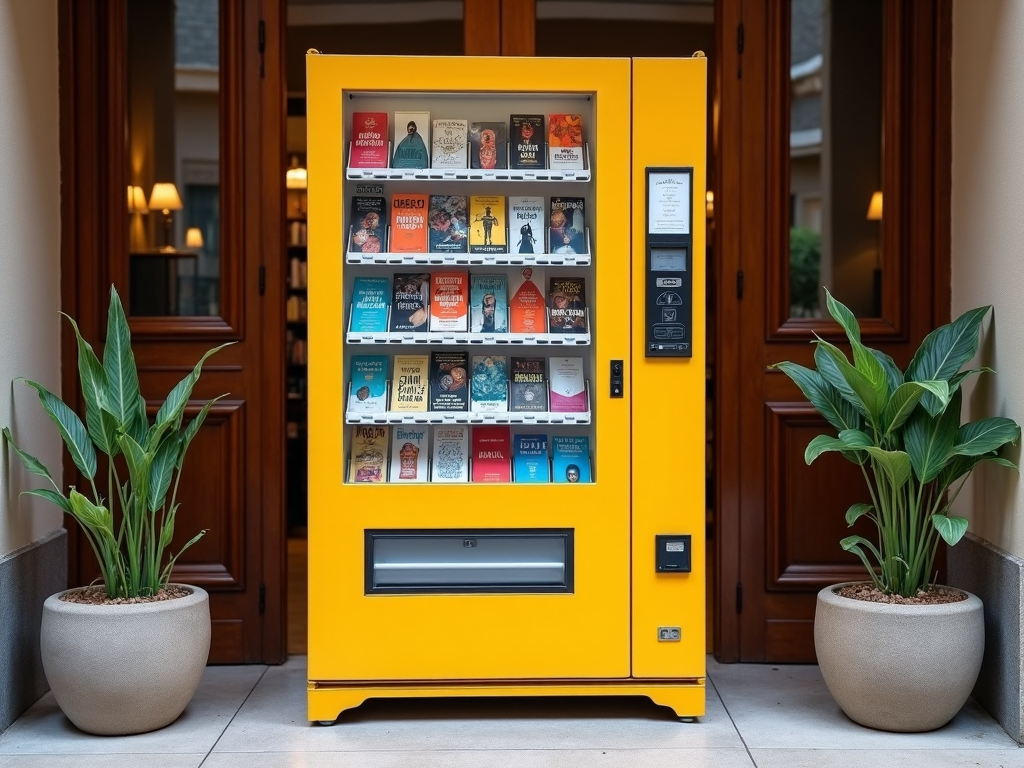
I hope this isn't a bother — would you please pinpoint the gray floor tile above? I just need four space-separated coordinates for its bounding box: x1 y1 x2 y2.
0 755 205 768
749 749 1024 768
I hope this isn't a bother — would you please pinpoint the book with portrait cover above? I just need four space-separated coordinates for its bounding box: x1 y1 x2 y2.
548 356 587 412
552 435 591 483
427 195 468 253
471 426 511 483
547 113 584 171
470 355 508 413
509 114 545 170
350 111 389 168
468 195 506 254
549 197 587 254
390 354 429 412
508 195 545 255
390 193 429 253
389 273 430 332
389 425 430 482
510 356 547 412
547 276 587 334
468 121 507 170
348 425 389 483
509 266 546 334
349 276 391 333
347 196 387 254
347 355 389 414
429 350 469 411
431 118 469 169
429 272 469 332
392 111 430 169
431 425 469 483
514 434 550 483
469 274 508 333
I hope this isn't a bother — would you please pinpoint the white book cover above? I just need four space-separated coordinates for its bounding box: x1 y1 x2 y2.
508 195 546 255
389 425 430 482
548 356 587 413
392 111 431 169
431 425 469 483
431 119 469 168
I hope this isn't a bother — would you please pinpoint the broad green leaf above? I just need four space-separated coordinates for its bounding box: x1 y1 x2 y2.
840 535 884 575
814 340 882 426
805 434 847 464
932 514 969 546
851 339 890 403
882 383 925 435
948 368 991 397
148 433 180 512
117 433 152 504
825 288 860 344
870 348 904 394
160 503 179 549
904 388 960 483
153 344 232 447
68 489 114 534
952 418 1022 457
23 488 73 515
63 313 119 454
838 429 874 449
102 286 142 429
937 453 1018 490
845 502 874 526
22 381 97 480
771 362 861 433
177 394 229 469
906 305 990 414
864 446 912 489
3 427 59 489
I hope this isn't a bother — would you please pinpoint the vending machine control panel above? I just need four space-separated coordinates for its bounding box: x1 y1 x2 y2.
644 167 694 358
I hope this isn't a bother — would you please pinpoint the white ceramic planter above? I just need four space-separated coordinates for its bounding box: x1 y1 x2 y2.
815 582 983 732
40 585 211 735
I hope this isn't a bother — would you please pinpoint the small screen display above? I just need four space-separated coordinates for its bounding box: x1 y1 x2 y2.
651 248 687 272
665 541 687 552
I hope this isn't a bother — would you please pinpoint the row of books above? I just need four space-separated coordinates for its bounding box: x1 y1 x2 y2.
349 193 586 256
351 272 585 335
349 424 591 484
350 112 585 172
349 353 587 414
286 331 307 366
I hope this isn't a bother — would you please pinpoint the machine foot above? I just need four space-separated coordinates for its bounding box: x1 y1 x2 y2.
679 716 699 723
317 720 336 726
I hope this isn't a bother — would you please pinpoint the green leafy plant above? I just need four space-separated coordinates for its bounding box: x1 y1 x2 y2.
3 286 229 599
772 289 1021 597
789 226 821 316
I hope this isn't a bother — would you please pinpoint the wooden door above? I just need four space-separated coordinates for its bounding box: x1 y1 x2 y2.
715 0 952 662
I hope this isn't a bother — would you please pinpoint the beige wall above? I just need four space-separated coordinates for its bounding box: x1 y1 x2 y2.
0 0 63 557
951 0 1024 556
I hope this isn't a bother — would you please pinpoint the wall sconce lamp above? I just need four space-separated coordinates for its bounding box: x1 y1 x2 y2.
149 182 183 250
866 190 883 221
867 190 883 315
127 185 149 214
286 156 307 190
185 227 204 250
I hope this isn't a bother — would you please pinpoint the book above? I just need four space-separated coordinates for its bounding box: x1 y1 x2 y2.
347 355 389 413
471 426 511 483
470 355 508 412
389 425 430 482
509 266 546 334
348 425 389 483
468 121 507 170
389 273 430 332
431 425 469 483
429 351 469 411
347 196 387 253
427 195 468 253
510 114 545 170
510 357 548 412
469 195 507 254
514 434 550 483
508 195 545 254
429 271 469 332
548 356 587 412
469 273 508 333
392 111 430 169
547 276 587 334
552 435 591 483
547 113 585 170
431 118 469 168
390 193 429 253
390 354 429 412
350 111 389 168
549 197 587 255
349 276 391 333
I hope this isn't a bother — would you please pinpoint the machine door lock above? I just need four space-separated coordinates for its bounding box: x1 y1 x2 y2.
655 534 692 573
610 359 624 397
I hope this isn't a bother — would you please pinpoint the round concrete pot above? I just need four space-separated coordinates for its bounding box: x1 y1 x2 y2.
814 582 984 732
40 585 210 735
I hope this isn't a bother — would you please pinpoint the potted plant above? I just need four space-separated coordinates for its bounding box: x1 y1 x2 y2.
772 289 1020 732
3 286 228 735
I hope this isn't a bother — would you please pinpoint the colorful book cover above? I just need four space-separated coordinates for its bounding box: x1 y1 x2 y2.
549 197 587 254
548 356 587 412
389 425 430 482
470 355 508 413
471 426 511 483
547 276 587 334
429 350 469 411
547 113 585 170
469 195 507 254
514 434 550 483
510 114 545 170
431 118 469 168
350 111 389 168
469 274 508 333
509 266 546 334
468 121 507 169
429 271 469 332
508 195 545 255
428 195 468 253
389 273 430 332
347 355 389 413
348 425 389 483
349 276 391 333
348 196 387 253
390 194 429 253
392 111 430 169
390 354 429 412
510 357 548 412
552 435 591 483
431 425 469 483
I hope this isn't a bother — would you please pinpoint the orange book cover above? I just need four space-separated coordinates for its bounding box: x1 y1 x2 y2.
547 113 584 171
389 193 429 253
429 272 469 332
509 266 546 333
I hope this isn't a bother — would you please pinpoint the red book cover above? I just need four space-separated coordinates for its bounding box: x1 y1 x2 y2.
390 194 429 253
429 271 469 332
350 112 388 168
471 426 511 483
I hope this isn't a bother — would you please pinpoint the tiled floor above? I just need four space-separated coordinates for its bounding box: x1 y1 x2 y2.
1 656 1021 767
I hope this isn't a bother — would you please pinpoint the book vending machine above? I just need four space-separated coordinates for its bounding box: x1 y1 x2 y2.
307 54 707 722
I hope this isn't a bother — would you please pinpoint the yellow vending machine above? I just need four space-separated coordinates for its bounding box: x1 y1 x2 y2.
306 54 706 722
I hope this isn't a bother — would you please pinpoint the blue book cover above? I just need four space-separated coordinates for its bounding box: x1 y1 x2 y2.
551 435 591 483
513 434 549 483
347 354 389 413
470 274 508 333
349 276 391 333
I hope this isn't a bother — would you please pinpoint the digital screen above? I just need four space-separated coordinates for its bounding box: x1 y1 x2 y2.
665 541 687 552
650 248 687 272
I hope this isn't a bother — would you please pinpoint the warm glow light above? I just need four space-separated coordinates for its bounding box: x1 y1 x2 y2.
286 156 307 190
127 185 149 214
705 189 714 218
185 227 204 249
149 182 183 214
866 190 883 221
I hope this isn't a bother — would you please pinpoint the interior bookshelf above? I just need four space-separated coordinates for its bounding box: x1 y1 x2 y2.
286 155 308 531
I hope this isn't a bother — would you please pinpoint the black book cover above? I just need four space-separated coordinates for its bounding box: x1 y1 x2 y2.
547 277 587 333
469 122 508 170
510 115 545 170
389 273 430 332
549 197 586 255
429 351 470 411
510 356 548 412
348 196 387 253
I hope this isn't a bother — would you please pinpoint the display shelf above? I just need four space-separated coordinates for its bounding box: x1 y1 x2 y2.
345 409 591 426
346 228 592 267
346 144 591 183
345 330 591 346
